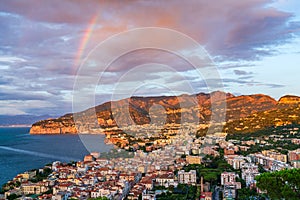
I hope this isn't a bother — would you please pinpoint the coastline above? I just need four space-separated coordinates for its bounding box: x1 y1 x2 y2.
0 128 114 187
2 125 299 199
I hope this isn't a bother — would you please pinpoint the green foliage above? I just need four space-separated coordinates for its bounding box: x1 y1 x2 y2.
88 197 109 200
236 177 246 188
156 185 197 200
203 172 218 184
237 188 261 200
182 156 234 186
7 194 20 200
258 164 266 173
15 181 21 187
42 189 53 195
29 168 52 183
156 191 185 200
256 168 300 199
227 124 300 141
203 155 234 171
226 124 300 155
1 181 19 193
153 185 167 190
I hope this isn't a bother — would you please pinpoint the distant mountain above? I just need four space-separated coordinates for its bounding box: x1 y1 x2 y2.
30 91 283 134
223 95 300 134
0 115 55 126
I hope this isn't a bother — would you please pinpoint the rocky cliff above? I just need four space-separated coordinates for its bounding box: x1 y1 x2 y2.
224 98 300 134
278 95 300 105
29 114 77 134
30 91 281 134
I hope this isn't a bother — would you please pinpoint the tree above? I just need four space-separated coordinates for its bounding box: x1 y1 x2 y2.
138 194 142 200
7 194 19 200
237 188 259 200
258 164 266 173
256 168 300 199
203 172 218 186
88 197 109 200
15 181 21 187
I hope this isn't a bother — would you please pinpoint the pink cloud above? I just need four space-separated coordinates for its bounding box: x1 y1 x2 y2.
1 0 298 61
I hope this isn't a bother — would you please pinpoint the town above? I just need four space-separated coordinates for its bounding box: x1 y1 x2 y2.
1 123 300 200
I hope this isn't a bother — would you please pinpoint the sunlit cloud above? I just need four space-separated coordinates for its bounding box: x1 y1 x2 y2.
0 0 299 115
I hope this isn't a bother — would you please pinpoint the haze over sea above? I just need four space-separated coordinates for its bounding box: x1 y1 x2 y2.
0 127 113 185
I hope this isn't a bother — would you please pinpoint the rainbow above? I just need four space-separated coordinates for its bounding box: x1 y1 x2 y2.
74 15 99 73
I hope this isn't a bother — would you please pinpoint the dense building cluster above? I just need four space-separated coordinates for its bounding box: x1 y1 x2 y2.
2 125 300 200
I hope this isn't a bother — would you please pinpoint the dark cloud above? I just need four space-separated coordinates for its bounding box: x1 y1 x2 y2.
0 91 48 101
260 83 285 88
234 70 253 76
218 63 256 70
238 75 255 80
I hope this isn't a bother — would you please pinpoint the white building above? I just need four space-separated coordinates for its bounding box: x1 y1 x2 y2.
241 163 260 187
155 173 177 188
178 170 197 185
221 172 236 185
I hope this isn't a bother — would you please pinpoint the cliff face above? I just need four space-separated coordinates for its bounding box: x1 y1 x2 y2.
279 95 300 105
30 92 280 134
29 114 77 134
224 99 300 134
29 125 77 134
225 94 278 120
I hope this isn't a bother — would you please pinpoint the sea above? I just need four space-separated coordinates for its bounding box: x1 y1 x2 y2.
0 127 113 186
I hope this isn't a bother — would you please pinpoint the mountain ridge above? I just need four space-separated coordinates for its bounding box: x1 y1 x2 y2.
29 91 292 135
0 114 55 126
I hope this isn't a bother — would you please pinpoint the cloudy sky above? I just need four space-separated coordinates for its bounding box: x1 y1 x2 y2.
0 0 300 116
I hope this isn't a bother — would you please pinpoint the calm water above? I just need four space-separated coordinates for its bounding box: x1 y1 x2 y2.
0 127 113 185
